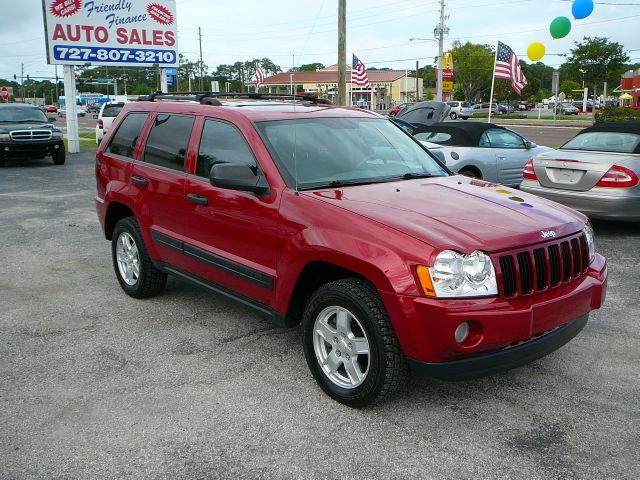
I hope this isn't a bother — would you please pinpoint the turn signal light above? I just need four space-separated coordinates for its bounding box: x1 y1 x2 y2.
523 158 538 180
416 265 436 297
595 165 639 188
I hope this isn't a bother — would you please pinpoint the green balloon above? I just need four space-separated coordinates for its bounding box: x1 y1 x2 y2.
550 16 572 39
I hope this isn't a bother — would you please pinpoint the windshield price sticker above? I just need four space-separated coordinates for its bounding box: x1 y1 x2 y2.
42 0 178 67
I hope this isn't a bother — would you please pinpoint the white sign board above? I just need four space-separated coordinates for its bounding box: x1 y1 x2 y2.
41 0 178 67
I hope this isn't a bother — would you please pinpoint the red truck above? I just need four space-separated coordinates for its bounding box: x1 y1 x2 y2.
95 93 607 407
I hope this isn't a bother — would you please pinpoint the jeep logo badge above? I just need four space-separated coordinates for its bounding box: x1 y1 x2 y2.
541 230 557 239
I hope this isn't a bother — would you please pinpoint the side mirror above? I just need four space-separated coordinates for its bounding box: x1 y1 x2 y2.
524 140 537 149
48 117 56 122
210 163 269 194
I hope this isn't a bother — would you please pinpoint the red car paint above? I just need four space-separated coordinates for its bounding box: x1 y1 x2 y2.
95 100 607 371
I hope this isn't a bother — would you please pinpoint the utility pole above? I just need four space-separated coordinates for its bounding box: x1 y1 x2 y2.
21 63 25 100
436 0 446 103
198 27 204 91
337 0 346 106
416 60 420 101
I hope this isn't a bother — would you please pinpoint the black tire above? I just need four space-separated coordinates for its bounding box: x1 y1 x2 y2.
52 147 66 165
461 116 469 120
302 278 407 408
459 167 481 179
111 216 167 298
449 112 458 120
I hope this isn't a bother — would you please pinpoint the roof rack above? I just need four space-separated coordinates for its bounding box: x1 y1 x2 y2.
137 91 334 106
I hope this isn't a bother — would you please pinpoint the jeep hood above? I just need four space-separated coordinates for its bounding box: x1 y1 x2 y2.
304 176 586 253
0 123 56 133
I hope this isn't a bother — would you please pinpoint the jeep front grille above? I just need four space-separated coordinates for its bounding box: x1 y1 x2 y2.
495 232 589 298
9 130 53 141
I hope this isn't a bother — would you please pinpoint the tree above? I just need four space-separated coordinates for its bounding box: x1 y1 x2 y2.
564 36 629 97
449 41 494 101
291 63 324 72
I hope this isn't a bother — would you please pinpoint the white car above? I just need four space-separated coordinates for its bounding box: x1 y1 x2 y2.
95 102 124 144
58 107 86 117
446 101 473 120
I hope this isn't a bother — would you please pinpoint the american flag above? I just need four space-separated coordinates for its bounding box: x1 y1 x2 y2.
495 41 527 95
255 67 265 88
351 54 369 87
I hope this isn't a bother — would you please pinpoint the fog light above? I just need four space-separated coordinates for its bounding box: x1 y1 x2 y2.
454 322 470 344
4 147 9 152
54 145 60 149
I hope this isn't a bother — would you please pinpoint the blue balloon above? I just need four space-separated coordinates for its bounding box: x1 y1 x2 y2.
572 0 594 20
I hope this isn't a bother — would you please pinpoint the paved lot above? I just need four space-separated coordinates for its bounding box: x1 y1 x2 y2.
1 151 639 479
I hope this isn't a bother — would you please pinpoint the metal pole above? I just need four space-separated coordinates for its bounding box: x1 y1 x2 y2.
21 63 25 100
63 65 79 153
488 44 498 123
337 0 346 106
198 27 204 91
436 0 444 103
416 60 420 101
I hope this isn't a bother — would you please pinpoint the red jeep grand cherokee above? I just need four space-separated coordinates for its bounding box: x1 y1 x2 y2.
95 93 607 407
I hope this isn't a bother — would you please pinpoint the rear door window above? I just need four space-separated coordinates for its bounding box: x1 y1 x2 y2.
102 104 124 117
106 112 148 158
142 114 195 171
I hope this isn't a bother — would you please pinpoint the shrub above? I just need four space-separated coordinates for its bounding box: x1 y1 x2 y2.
594 106 640 124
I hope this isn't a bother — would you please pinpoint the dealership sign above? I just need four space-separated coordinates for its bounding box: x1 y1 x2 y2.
41 0 178 67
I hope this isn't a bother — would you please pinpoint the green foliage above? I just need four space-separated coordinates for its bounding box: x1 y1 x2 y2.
560 79 582 97
564 37 629 95
449 41 494 101
594 106 640 124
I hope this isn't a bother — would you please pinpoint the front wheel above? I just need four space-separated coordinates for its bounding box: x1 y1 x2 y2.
302 278 407 408
449 112 458 120
111 217 167 298
52 147 65 165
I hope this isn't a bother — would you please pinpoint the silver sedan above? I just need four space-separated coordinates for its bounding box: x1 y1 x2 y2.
520 122 640 221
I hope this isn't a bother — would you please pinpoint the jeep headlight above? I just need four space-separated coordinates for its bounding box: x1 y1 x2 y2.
0 133 9 141
417 250 498 298
51 131 64 140
583 224 595 264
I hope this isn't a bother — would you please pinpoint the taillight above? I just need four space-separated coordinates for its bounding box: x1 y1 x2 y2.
98 119 104 129
595 165 639 188
523 158 538 180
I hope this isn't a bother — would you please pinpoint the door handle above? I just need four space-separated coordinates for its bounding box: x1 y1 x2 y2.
187 193 208 206
131 175 148 186
497 156 506 161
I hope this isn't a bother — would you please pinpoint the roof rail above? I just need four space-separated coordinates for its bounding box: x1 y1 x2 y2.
138 91 334 105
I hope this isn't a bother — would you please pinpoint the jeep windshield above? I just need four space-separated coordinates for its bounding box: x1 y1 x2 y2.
0 107 49 124
255 117 448 190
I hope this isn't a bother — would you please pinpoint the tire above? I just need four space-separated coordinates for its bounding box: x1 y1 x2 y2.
111 216 167 298
449 112 458 120
461 116 469 120
302 278 407 408
52 147 66 165
459 167 481 179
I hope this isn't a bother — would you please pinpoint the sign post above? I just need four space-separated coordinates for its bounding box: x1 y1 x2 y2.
63 65 79 153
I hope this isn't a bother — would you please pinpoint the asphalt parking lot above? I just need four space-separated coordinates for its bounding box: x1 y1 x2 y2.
1 151 639 479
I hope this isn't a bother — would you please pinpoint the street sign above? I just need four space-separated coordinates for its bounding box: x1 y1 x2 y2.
1 86 10 102
552 71 560 94
41 0 178 67
442 81 454 92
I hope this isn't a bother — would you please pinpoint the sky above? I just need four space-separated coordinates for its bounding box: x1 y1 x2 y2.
0 0 638 81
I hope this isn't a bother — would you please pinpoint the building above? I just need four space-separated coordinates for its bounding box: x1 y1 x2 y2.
620 69 640 108
254 65 423 109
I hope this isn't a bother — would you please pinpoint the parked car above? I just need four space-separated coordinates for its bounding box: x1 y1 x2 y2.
95 93 607 407
497 103 509 114
572 101 594 113
406 122 553 187
0 103 65 167
446 101 473 120
58 107 87 117
471 103 502 115
556 102 579 115
43 105 58 113
95 102 125 144
388 102 414 117
87 104 101 114
521 122 640 221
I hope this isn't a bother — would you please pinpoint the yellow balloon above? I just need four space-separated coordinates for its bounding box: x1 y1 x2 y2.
527 42 546 62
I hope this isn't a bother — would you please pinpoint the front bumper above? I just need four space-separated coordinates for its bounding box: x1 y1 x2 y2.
0 140 64 158
521 182 640 221
380 254 607 376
